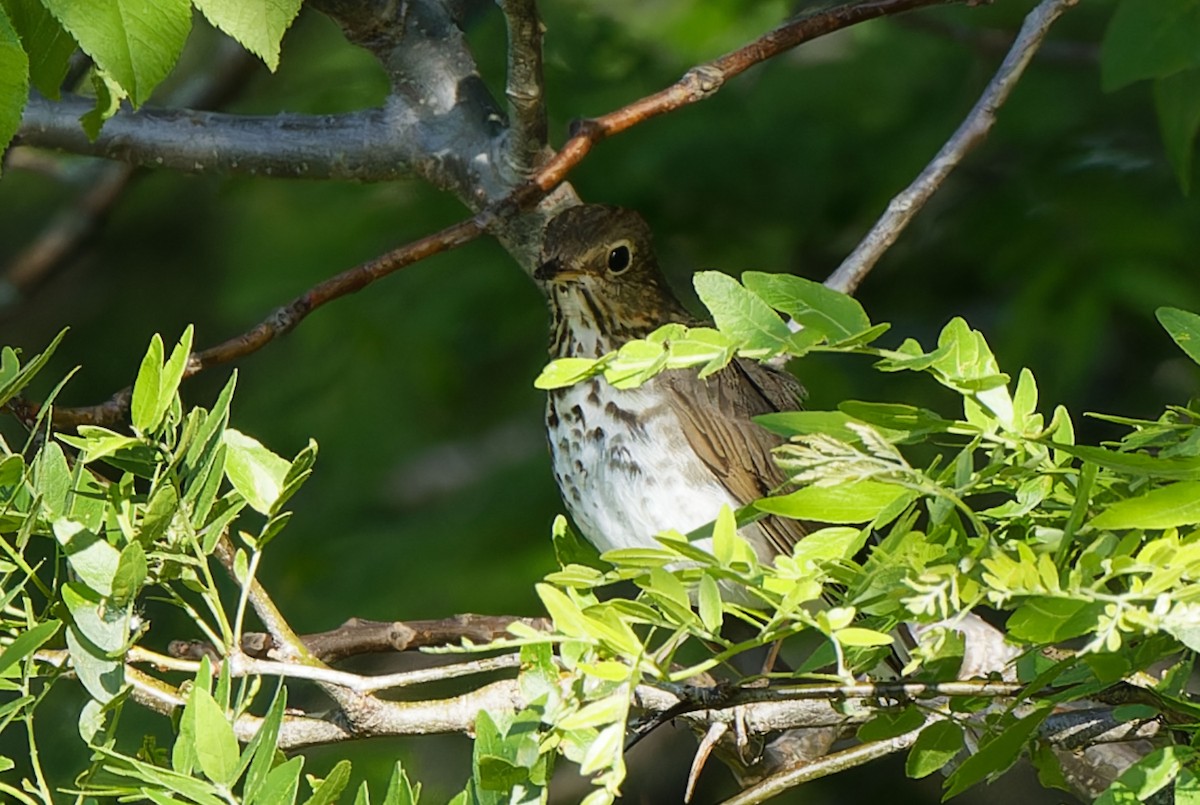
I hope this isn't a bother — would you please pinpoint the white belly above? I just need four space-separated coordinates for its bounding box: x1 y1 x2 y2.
547 378 738 555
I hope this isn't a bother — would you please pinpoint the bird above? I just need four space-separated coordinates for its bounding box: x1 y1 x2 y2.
535 204 807 564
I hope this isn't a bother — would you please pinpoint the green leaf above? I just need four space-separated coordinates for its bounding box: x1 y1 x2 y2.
944 704 1052 797
79 67 126 139
1097 746 1193 804
54 518 120 596
0 4 28 164
223 429 291 515
1 0 76 99
697 574 722 633
1090 481 1200 529
906 720 963 779
130 333 164 434
834 626 892 647
534 358 603 390
756 410 908 443
304 760 352 805
139 483 179 546
109 540 147 605
1053 442 1200 480
1159 307 1200 365
0 619 60 676
1101 0 1200 91
1006 598 1103 643
192 0 301 71
1155 69 1200 194
857 706 927 742
62 581 127 704
255 756 304 805
837 401 954 438
381 762 421 805
41 0 191 106
191 686 239 787
693 271 791 352
536 583 588 637
741 271 870 342
757 480 914 524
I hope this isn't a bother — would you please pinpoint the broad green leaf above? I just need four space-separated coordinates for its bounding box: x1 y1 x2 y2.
0 4 28 164
62 581 127 704
223 429 291 515
944 704 1052 797
907 720 964 779
139 483 179 546
0 619 60 676
305 759 352 805
193 0 301 71
1159 307 1200 365
192 686 239 787
757 480 915 524
1177 768 1200 805
33 440 71 518
42 0 191 106
791 526 868 563
693 271 791 352
1090 481 1200 529
54 518 119 596
1101 0 1200 91
536 584 589 637
741 271 870 342
1006 598 1103 643
1155 70 1200 194
1053 443 1200 480
0 0 76 98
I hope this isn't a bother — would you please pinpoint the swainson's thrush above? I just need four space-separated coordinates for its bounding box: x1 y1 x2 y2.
536 204 807 562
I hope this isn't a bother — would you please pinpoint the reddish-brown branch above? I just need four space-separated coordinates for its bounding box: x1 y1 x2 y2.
21 0 961 430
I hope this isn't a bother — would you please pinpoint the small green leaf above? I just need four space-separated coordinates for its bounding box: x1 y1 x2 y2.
62 581 127 704
741 271 870 342
191 685 239 786
257 756 304 805
536 584 588 637
693 271 791 352
223 429 291 515
535 358 603 389
109 540 147 605
1090 481 1200 529
1098 746 1193 803
381 762 421 805
757 480 914 524
192 0 301 71
130 333 164 434
907 720 963 779
1159 307 1200 365
697 574 722 633
834 627 893 647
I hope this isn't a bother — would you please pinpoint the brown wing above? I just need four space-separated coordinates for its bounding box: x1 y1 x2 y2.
659 358 807 556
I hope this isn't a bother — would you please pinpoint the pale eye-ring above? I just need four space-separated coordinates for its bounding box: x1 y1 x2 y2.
607 243 632 273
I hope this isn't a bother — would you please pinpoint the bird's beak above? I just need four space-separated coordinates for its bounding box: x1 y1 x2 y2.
534 256 564 281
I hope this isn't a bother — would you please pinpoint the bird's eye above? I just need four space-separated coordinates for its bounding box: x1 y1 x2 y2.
607 244 632 273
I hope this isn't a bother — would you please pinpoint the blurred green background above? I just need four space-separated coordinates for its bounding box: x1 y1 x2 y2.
2 0 1198 802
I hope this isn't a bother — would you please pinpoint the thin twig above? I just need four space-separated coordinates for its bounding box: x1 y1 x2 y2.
499 0 548 177
825 0 1078 295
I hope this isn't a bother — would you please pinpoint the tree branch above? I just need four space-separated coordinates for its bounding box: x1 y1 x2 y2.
499 0 549 177
17 98 419 181
825 0 1078 295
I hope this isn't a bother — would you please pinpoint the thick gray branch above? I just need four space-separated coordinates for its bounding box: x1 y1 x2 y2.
17 96 418 181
